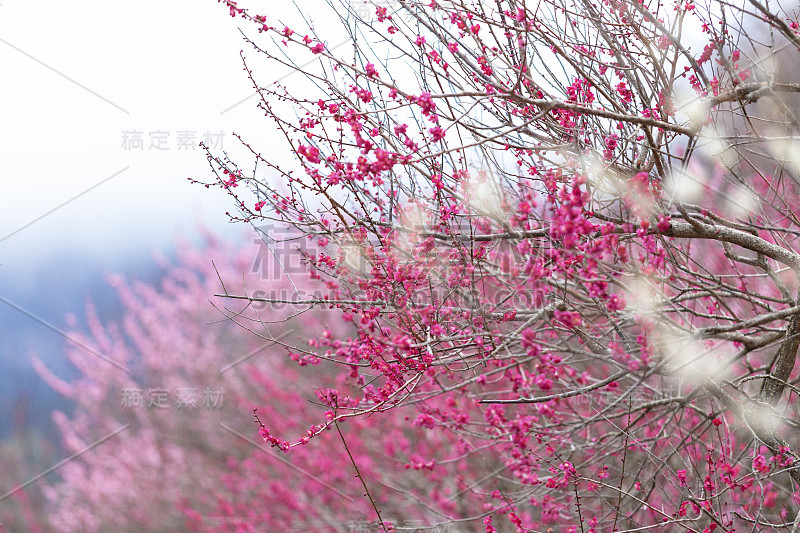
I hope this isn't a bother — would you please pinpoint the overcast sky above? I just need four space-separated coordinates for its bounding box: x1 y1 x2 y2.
0 0 362 264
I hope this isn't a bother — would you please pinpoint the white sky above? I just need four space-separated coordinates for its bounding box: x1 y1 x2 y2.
0 0 357 266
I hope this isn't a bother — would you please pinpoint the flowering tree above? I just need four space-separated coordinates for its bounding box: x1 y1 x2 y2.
194 0 800 530
36 235 499 532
